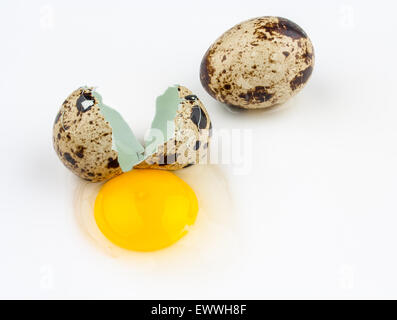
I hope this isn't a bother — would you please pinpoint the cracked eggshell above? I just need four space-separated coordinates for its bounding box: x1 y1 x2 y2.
200 16 314 109
53 87 122 182
135 86 212 170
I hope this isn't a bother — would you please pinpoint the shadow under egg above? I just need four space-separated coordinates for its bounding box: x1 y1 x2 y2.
219 97 297 117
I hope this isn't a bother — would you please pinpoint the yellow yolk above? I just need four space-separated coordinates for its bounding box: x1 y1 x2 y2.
94 169 198 252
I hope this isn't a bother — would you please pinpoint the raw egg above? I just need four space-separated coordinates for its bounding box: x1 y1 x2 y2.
94 169 198 252
75 165 239 269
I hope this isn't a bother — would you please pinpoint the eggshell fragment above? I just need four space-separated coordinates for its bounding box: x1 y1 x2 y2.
135 86 212 170
200 16 315 109
54 86 212 181
53 87 122 182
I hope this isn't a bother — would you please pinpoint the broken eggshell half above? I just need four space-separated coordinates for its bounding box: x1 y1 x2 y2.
136 85 212 170
53 85 212 182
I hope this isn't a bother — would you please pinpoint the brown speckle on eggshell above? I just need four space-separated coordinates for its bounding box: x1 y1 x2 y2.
200 16 315 109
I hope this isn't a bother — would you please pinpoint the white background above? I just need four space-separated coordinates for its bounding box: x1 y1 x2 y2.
1 0 397 299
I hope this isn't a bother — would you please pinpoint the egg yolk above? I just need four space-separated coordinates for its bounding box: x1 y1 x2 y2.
94 169 198 252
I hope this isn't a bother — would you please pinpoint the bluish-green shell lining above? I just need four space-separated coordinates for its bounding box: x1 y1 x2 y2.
93 85 181 172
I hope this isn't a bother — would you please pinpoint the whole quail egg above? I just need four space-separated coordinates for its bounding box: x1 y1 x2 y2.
135 85 212 170
53 87 144 182
200 16 315 109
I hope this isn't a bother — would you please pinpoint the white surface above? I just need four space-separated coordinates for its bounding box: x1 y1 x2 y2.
1 0 397 299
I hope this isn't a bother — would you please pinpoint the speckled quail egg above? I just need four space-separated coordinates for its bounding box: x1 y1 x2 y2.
135 85 212 170
200 16 315 109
